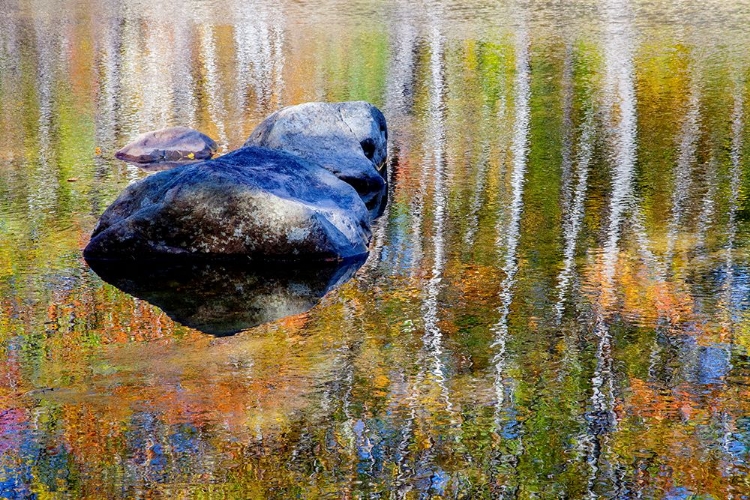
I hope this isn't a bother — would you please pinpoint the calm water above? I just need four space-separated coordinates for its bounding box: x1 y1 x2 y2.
2 0 750 497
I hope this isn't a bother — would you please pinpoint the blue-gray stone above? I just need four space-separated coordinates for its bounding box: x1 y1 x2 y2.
84 147 371 261
115 126 217 164
244 101 387 199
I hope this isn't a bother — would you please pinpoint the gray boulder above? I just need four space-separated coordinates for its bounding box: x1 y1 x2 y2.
84 147 371 261
244 101 387 198
115 126 217 164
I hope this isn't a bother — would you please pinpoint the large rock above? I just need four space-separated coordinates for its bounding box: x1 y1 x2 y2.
244 101 387 199
84 147 371 261
86 257 365 336
115 126 217 164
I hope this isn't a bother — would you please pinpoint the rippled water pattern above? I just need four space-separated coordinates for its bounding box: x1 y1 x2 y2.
1 0 750 497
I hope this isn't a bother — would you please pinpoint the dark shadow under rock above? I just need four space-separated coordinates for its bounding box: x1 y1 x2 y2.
86 256 365 336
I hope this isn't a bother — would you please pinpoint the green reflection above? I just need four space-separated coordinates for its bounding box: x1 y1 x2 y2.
1 0 750 498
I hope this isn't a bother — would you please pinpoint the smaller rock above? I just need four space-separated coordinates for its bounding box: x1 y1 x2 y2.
244 101 387 199
115 126 217 164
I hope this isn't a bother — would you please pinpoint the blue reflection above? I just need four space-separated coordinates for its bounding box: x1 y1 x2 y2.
0 467 34 500
681 338 733 387
665 486 694 500
413 465 450 496
169 424 200 455
0 409 36 499
697 345 731 385
708 265 750 312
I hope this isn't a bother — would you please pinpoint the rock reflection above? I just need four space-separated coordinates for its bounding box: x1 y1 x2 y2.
85 257 365 336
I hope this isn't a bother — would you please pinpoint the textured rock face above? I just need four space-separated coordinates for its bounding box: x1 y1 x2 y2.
86 257 365 336
244 101 387 197
115 126 218 164
84 147 371 261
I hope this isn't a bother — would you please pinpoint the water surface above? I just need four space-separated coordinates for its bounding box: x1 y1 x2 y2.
1 0 750 497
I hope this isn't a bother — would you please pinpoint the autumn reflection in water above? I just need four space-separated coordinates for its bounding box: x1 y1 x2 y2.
1 0 750 497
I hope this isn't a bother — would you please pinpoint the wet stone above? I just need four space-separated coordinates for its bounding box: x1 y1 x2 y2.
84 147 372 261
244 101 388 203
115 126 218 165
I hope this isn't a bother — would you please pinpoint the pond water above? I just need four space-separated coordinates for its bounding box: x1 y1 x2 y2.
2 0 750 497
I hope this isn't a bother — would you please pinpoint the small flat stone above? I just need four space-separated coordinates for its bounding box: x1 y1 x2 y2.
115 126 218 164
